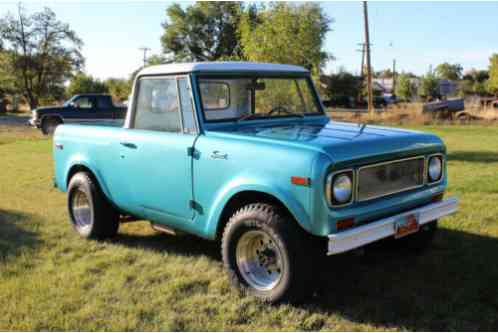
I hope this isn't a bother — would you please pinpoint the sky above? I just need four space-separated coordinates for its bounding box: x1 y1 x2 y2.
0 1 497 80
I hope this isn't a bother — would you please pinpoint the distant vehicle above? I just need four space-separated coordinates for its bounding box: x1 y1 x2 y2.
323 95 387 110
28 94 127 135
53 62 457 303
422 98 465 119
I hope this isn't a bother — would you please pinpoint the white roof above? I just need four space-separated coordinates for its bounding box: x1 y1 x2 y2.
138 61 309 76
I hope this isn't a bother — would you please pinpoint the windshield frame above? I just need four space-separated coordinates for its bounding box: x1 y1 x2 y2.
194 73 325 124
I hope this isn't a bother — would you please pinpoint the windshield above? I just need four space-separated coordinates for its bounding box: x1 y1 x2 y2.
198 76 323 122
63 96 76 107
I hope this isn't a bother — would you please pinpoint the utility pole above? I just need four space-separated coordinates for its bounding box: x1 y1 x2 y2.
139 47 151 68
357 43 366 78
392 58 397 98
363 1 374 114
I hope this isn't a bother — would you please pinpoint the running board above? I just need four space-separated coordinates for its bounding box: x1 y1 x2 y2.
150 223 177 235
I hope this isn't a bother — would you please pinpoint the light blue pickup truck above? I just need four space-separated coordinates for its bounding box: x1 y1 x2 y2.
53 62 458 303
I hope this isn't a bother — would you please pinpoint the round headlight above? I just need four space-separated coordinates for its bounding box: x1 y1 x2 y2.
332 173 353 204
428 156 443 182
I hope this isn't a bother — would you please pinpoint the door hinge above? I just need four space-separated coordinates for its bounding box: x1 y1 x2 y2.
189 200 203 214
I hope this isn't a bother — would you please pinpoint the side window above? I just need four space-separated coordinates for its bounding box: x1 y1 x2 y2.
97 97 112 109
74 97 93 109
178 78 196 133
199 81 229 110
133 78 181 132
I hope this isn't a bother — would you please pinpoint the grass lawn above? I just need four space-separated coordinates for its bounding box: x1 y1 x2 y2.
1 124 498 331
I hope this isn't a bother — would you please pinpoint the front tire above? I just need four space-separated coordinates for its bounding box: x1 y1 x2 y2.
221 203 315 303
67 172 119 239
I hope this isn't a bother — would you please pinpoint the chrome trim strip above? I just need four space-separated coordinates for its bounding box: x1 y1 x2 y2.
355 156 426 203
327 196 458 255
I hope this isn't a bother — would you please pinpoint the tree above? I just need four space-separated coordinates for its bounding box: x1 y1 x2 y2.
375 68 396 79
418 71 440 100
395 73 416 101
66 73 108 97
435 62 463 81
239 3 332 75
105 78 131 102
324 69 361 98
0 5 84 109
0 51 15 113
161 2 244 62
486 54 498 96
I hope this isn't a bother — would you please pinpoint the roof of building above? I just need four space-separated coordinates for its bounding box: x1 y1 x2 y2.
138 62 309 76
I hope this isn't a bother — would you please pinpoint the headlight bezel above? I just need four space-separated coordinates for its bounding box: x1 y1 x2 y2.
427 154 444 183
326 169 354 207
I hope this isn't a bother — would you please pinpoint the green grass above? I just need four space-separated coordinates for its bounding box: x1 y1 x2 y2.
1 124 498 331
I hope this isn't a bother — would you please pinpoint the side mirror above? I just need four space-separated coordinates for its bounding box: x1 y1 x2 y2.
69 102 77 108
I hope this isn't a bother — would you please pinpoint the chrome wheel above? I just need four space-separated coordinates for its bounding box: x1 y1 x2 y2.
71 189 92 229
236 229 284 291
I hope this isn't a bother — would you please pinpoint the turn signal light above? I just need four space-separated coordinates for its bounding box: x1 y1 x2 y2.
336 218 354 231
432 193 444 203
291 176 310 187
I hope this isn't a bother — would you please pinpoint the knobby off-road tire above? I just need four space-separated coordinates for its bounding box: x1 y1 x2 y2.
67 172 119 239
222 203 321 304
41 117 61 135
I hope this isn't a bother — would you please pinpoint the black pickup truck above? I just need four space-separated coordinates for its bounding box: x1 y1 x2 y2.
28 94 127 134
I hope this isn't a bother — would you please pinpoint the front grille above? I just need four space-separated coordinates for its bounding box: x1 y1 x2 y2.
357 157 425 202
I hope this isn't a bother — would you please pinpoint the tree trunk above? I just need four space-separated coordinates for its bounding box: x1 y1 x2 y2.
0 99 6 114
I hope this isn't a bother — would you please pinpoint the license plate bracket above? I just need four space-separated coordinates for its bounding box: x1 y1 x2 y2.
394 213 420 239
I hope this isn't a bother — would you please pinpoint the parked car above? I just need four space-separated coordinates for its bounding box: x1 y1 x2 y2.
52 62 458 303
422 98 465 119
29 94 126 135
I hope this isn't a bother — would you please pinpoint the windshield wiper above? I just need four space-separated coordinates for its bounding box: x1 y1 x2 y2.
236 113 266 123
237 112 305 123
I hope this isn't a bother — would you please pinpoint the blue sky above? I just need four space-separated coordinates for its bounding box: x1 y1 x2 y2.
1 1 497 80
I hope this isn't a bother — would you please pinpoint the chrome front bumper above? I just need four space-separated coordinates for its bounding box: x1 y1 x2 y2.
28 118 40 127
327 197 458 255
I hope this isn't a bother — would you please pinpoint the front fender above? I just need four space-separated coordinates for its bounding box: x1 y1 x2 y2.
203 177 312 239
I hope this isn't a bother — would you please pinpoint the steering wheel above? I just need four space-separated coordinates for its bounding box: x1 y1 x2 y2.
268 106 292 116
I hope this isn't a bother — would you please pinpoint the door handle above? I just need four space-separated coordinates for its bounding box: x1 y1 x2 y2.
211 150 228 160
120 142 137 149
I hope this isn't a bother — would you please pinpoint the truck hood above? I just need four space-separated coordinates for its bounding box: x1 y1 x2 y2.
215 120 445 165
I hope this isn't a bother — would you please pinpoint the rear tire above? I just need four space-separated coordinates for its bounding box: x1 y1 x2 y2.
221 203 318 304
67 172 119 239
41 117 61 135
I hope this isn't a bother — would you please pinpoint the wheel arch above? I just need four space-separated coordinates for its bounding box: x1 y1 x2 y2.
65 162 112 200
211 187 312 240
41 113 64 125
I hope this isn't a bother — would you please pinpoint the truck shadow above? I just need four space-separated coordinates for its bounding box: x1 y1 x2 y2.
0 209 42 262
114 232 221 260
307 228 498 331
113 226 498 330
447 150 498 163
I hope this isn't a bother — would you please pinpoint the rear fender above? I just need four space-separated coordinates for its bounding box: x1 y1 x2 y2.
63 155 111 199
